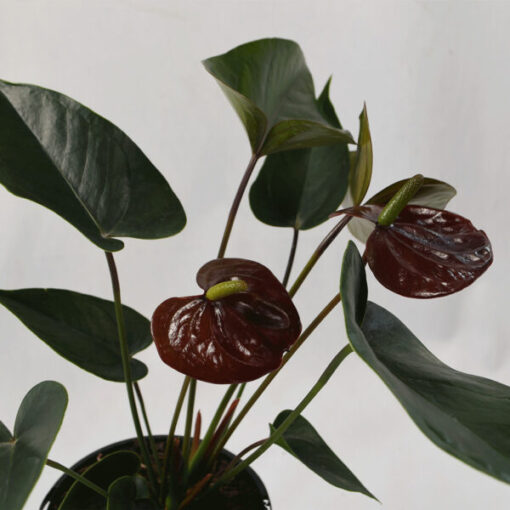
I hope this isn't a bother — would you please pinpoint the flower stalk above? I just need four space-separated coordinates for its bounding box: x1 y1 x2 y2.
105 252 157 492
211 344 353 488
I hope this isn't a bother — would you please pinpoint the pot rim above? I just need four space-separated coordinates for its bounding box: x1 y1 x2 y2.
41 434 271 510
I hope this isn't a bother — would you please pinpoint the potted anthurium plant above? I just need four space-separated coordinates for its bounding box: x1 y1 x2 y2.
0 37 503 510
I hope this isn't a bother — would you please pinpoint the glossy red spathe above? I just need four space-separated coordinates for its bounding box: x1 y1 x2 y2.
333 204 493 298
151 258 301 383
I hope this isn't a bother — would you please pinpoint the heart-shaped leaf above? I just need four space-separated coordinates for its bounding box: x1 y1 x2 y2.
152 258 301 384
0 381 68 510
341 242 510 484
347 104 372 206
203 39 354 155
107 477 160 510
0 288 151 381
249 78 350 230
0 80 186 251
272 411 375 499
58 451 141 510
338 205 493 298
348 177 457 242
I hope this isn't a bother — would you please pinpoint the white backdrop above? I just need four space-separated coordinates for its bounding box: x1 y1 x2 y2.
1 1 510 509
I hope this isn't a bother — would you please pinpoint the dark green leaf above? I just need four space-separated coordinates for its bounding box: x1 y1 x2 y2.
0 288 151 381
132 475 151 500
0 80 186 251
107 477 136 510
272 411 375 499
341 242 510 484
203 38 354 155
107 477 159 510
58 451 140 510
249 79 350 230
0 422 11 442
0 381 68 510
347 104 373 206
340 242 368 325
348 177 457 242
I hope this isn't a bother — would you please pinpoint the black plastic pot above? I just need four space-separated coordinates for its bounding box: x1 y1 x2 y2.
41 435 271 510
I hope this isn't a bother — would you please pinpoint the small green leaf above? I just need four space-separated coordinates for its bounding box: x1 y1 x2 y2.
58 451 141 510
0 80 186 251
0 381 68 510
249 78 350 230
272 411 375 499
347 104 373 206
340 242 368 325
107 477 159 510
348 177 457 242
203 38 354 155
341 242 510 485
0 288 151 381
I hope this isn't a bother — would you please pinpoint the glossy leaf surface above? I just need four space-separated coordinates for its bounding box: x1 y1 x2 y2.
0 381 67 510
0 288 151 381
203 39 354 155
107 477 159 510
0 80 185 251
337 204 492 298
152 258 301 383
249 79 350 229
340 242 510 484
58 451 140 510
272 411 375 499
348 177 457 243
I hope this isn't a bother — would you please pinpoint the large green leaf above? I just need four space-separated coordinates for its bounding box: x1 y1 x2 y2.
272 411 375 499
348 177 457 242
249 79 350 230
0 381 68 510
203 38 354 155
0 288 151 381
107 477 159 510
347 104 372 206
340 242 510 484
0 80 186 251
58 451 141 510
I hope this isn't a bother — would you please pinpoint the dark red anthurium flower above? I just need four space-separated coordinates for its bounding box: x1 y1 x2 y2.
332 204 493 298
151 258 302 384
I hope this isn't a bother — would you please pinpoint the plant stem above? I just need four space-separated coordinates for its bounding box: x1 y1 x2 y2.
134 381 161 474
160 376 191 500
46 459 107 498
181 378 197 463
282 228 299 288
214 344 353 486
105 252 157 492
188 384 238 476
235 383 246 401
179 473 213 509
197 153 261 473
218 438 268 477
289 215 351 297
212 293 341 458
217 152 260 258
